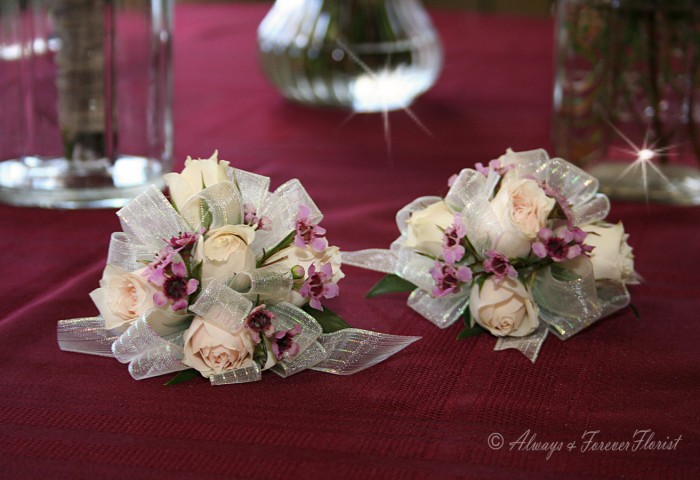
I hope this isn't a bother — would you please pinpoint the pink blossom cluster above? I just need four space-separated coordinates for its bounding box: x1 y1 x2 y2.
143 231 203 311
431 215 473 297
532 226 592 262
243 203 271 231
245 304 302 360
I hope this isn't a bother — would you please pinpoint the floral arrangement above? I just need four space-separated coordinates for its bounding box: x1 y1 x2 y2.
58 152 418 385
343 149 639 362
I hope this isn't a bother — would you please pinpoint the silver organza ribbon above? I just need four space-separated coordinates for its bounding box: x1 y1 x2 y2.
57 282 419 385
343 149 631 362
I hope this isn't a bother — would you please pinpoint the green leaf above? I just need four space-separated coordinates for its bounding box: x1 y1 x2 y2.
253 337 270 369
200 201 213 230
256 230 295 268
165 369 199 386
475 274 487 293
628 303 641 320
456 323 488 340
303 305 350 333
550 263 582 282
462 301 472 326
366 274 417 298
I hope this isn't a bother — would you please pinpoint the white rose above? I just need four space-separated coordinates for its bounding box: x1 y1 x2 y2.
470 277 539 337
183 316 255 377
582 222 635 283
404 200 455 257
196 225 256 283
264 245 344 306
89 265 159 331
163 150 230 213
490 178 555 258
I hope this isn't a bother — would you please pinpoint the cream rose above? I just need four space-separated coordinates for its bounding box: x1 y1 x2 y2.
404 200 456 257
470 277 539 337
163 151 230 213
264 245 344 306
196 225 256 283
489 178 556 258
89 265 159 331
183 317 256 377
582 222 635 283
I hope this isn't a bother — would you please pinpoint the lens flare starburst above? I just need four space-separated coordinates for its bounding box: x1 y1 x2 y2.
608 121 679 202
334 41 432 156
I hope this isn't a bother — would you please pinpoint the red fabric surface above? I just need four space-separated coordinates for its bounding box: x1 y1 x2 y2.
1 4 699 479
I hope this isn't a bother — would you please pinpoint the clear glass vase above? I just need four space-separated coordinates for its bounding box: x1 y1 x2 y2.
257 0 443 113
0 0 173 208
553 0 700 204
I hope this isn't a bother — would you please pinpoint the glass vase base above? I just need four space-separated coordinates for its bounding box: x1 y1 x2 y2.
589 162 700 206
0 155 165 209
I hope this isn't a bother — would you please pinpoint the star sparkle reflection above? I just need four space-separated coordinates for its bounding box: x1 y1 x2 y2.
334 41 432 156
608 121 678 202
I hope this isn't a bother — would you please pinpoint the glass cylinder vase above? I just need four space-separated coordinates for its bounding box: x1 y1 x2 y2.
553 0 700 204
257 0 443 113
0 0 173 208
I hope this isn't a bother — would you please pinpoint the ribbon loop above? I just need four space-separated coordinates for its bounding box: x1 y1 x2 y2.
180 181 244 231
231 168 271 213
229 264 294 301
254 179 322 256
126 333 187 380
396 248 437 292
446 169 501 255
269 302 323 357
533 257 601 337
569 193 610 227
117 186 189 251
407 288 467 329
189 282 253 333
107 232 153 272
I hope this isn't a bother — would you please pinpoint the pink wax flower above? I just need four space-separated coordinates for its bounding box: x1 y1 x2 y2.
168 230 203 249
475 158 514 177
294 204 328 252
299 263 339 310
244 203 271 231
143 246 176 284
483 250 518 282
245 304 276 344
153 261 199 311
272 324 302 360
447 173 458 187
442 214 467 265
532 228 582 262
430 261 473 298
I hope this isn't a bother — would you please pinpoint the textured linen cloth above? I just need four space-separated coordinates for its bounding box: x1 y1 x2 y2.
0 4 698 479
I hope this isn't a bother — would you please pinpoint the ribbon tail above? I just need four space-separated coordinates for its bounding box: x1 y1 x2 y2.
494 322 549 363
310 328 420 375
341 249 398 274
271 341 327 378
57 317 119 358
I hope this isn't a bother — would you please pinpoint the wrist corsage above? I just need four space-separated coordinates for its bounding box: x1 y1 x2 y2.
58 152 419 385
343 149 639 362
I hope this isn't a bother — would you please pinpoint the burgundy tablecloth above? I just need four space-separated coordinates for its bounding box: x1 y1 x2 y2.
1 4 698 479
